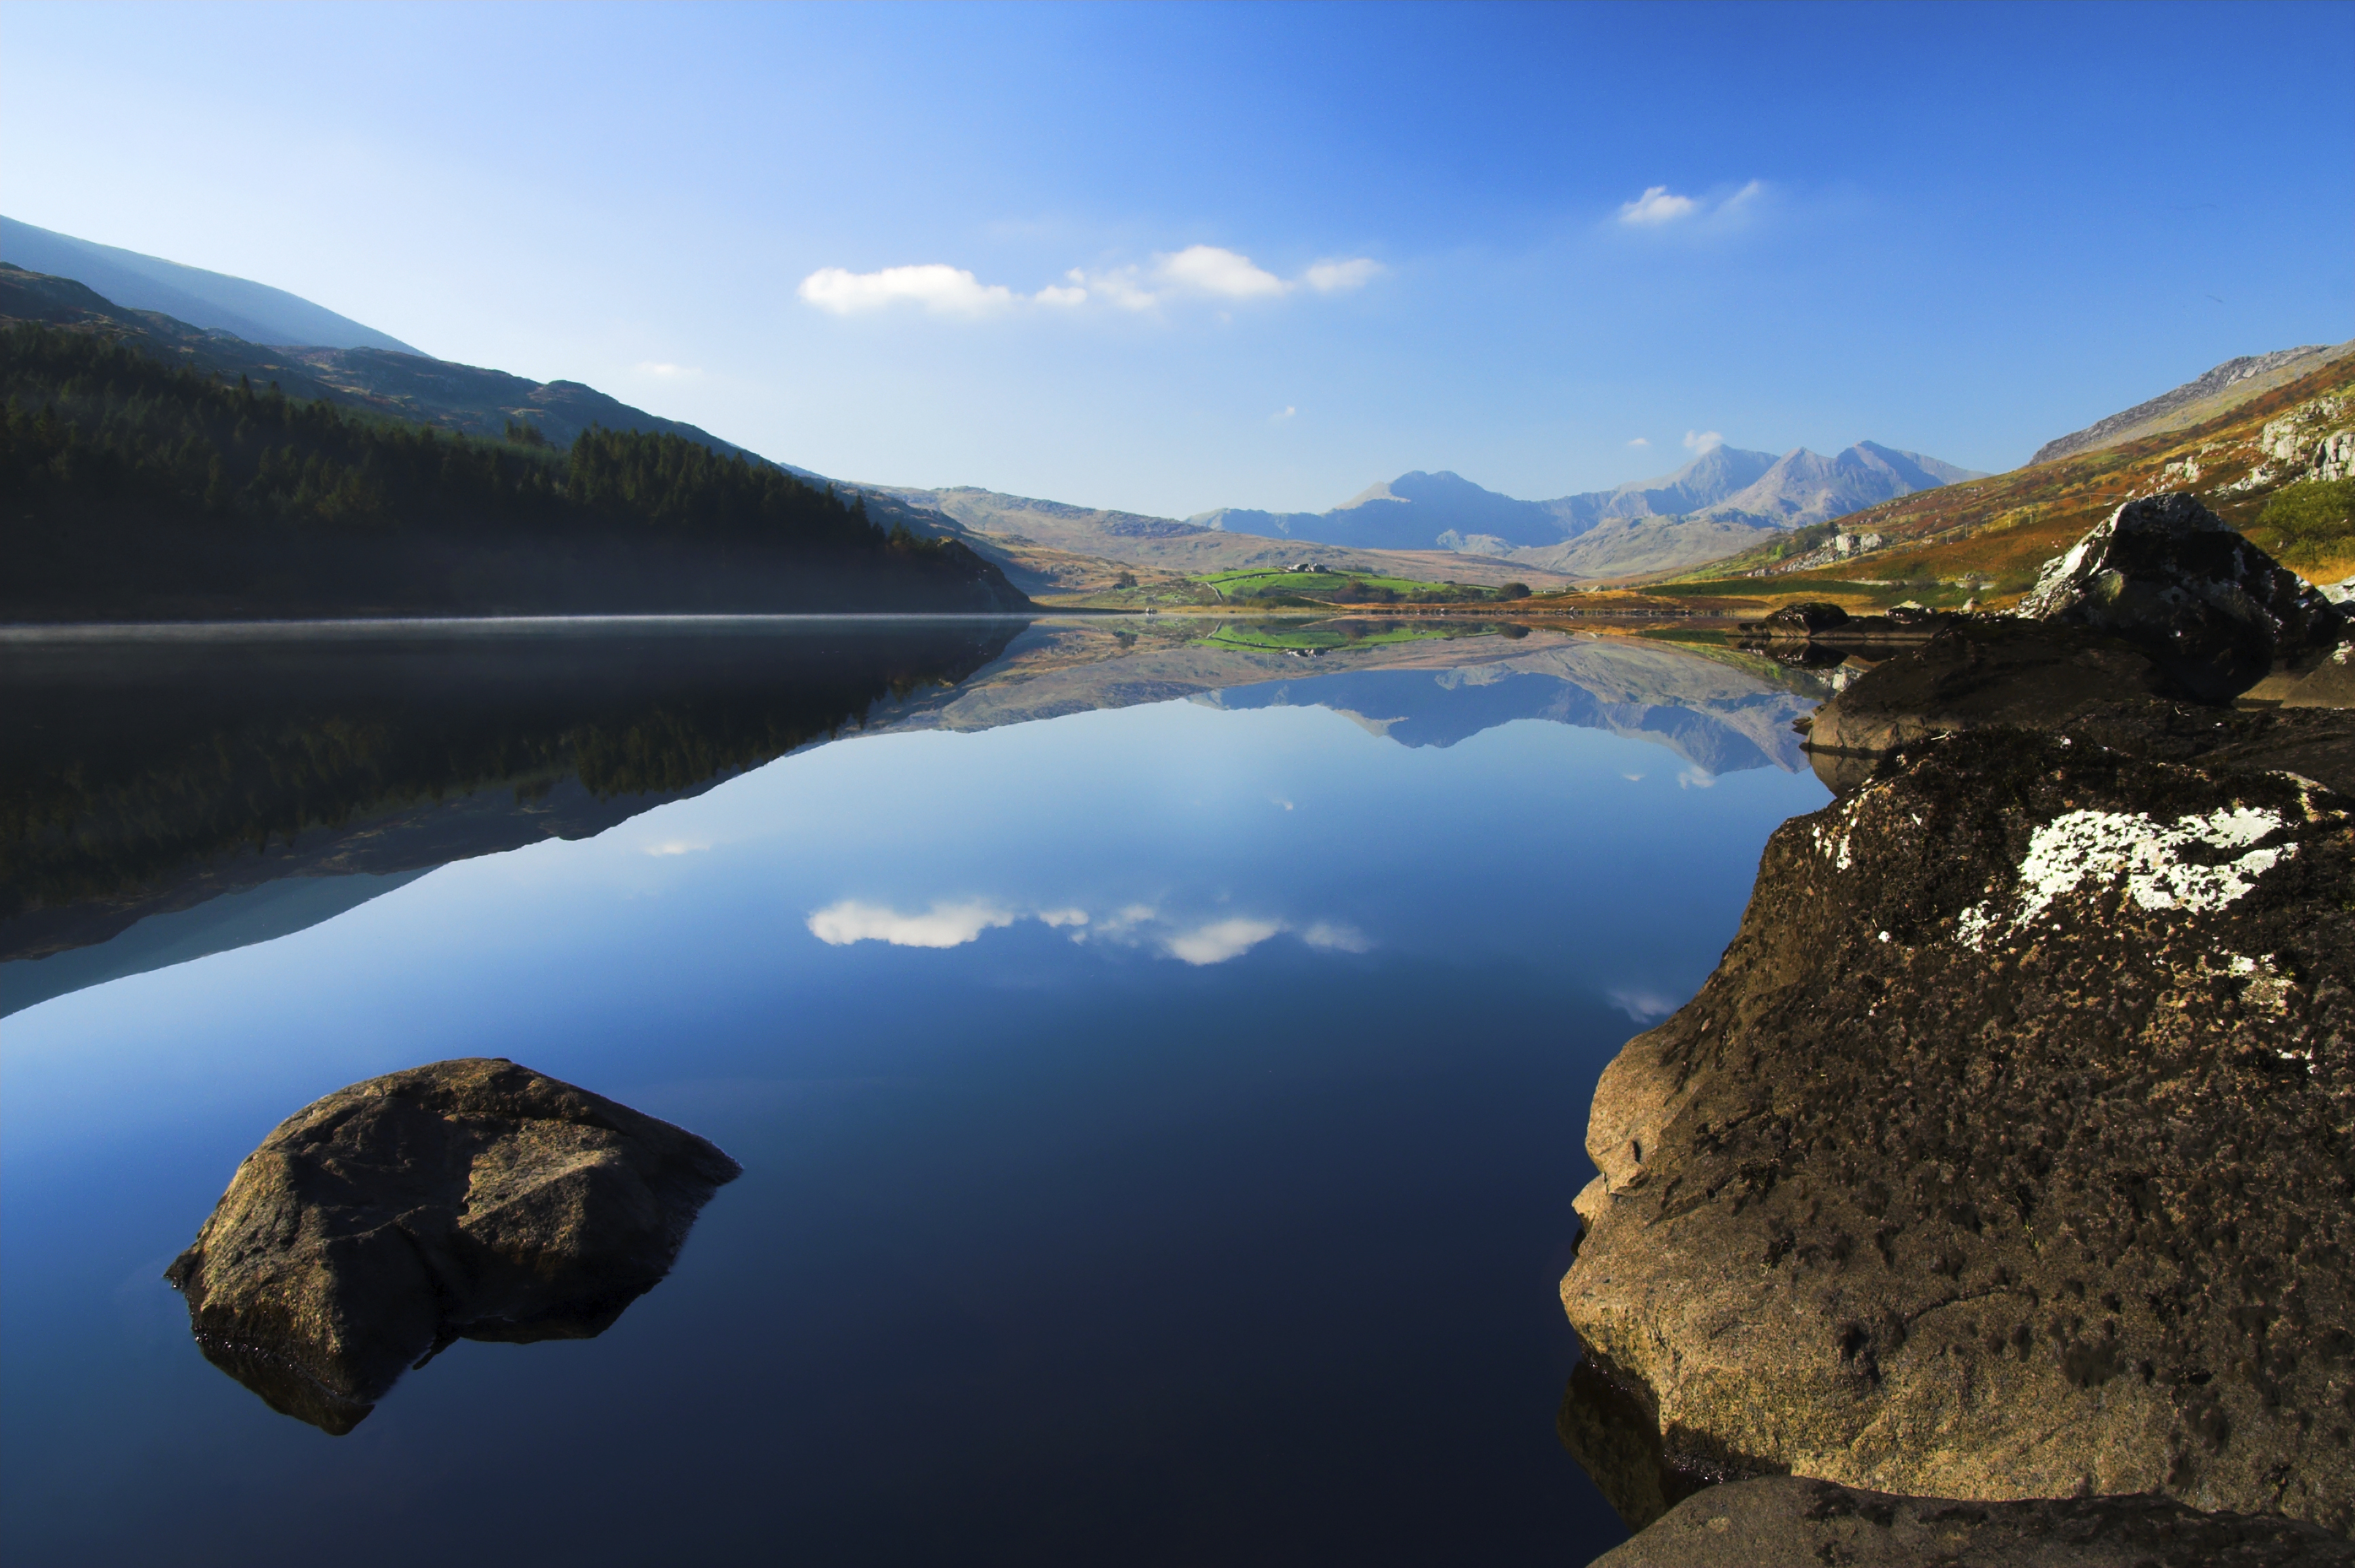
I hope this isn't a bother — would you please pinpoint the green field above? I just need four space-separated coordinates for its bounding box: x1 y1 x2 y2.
1193 619 1512 653
1195 567 1520 605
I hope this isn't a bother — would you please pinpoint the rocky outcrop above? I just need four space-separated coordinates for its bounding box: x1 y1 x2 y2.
1760 600 1852 637
1799 618 2355 796
1562 724 2355 1530
167 1058 740 1433
2014 493 2341 702
1590 1476 2355 1567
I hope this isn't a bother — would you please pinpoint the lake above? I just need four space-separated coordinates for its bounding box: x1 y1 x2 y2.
0 615 1831 1566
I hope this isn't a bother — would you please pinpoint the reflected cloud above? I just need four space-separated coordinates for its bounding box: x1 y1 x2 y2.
1164 917 1283 966
1608 987 1681 1023
1301 921 1371 954
807 899 1018 949
806 896 1365 965
1676 770 1716 790
643 839 712 856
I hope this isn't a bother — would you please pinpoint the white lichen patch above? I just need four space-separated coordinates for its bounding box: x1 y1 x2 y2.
1955 806 2294 949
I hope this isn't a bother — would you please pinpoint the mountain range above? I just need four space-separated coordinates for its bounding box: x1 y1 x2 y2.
1192 442 1983 554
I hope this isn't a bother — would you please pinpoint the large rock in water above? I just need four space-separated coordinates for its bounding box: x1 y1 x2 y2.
2014 492 2342 701
166 1058 740 1434
1559 725 2355 1533
1589 1476 2355 1567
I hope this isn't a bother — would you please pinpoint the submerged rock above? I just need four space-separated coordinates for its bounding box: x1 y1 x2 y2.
2015 493 2341 701
1560 728 2355 1533
1589 1476 2355 1567
166 1058 740 1434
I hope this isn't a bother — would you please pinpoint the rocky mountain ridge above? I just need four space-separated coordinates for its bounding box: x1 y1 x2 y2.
2033 343 2355 467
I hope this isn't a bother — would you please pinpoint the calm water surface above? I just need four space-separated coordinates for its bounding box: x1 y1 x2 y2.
1 617 1829 1566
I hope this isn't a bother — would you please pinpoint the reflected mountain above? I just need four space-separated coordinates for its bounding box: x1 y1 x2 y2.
1201 636 1821 775
890 619 1829 777
2 615 1824 1016
1 617 1022 1012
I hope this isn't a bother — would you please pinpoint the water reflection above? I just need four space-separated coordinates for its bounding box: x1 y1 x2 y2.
2 615 1829 1018
2 615 1834 1566
0 617 1022 1014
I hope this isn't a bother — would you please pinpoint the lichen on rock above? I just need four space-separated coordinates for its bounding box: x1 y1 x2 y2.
1561 727 2355 1532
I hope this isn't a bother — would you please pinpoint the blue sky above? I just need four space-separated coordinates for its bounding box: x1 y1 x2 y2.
3 1 2349 515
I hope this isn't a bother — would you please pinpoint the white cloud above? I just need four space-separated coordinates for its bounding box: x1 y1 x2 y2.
1677 769 1717 789
807 898 1018 948
1626 436 1650 448
1301 921 1371 953
1683 429 1725 453
1158 244 1288 299
1164 916 1284 965
1303 256 1383 292
1619 186 1698 226
634 362 700 379
1616 180 1769 231
642 839 711 856
797 263 1020 318
1036 906 1090 928
1270 407 1296 425
1608 987 1681 1023
807 247 1381 323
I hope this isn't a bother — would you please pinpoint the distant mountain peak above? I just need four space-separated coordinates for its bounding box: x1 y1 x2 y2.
1 215 419 354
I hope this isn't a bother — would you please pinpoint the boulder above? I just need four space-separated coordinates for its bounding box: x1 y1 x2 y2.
1760 601 1852 638
1801 620 2355 798
2284 640 2355 710
2015 493 2342 701
1561 727 2355 1533
1801 619 2185 763
166 1058 740 1433
1588 1476 2355 1567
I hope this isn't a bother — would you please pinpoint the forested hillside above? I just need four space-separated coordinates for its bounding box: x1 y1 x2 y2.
0 324 1029 619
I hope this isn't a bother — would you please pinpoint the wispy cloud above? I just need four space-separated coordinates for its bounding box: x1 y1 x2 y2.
1626 436 1650 448
1616 180 1766 229
801 246 1382 321
1270 407 1296 425
1683 429 1725 453
1303 256 1383 292
634 362 700 379
642 838 712 856
807 899 1018 948
1618 186 1698 226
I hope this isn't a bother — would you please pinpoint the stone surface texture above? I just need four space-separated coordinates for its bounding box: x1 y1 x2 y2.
2014 493 2341 701
167 1057 740 1433
1589 1476 2355 1567
1561 724 2355 1532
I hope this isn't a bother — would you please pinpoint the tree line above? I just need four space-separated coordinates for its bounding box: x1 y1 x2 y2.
0 324 1017 617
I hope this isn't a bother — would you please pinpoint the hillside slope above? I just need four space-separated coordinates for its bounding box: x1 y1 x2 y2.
1 216 420 353
1662 351 2355 607
871 482 1579 590
2031 341 2354 465
0 322 1028 619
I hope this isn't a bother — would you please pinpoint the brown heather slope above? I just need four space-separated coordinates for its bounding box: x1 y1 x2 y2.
1655 349 2355 612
